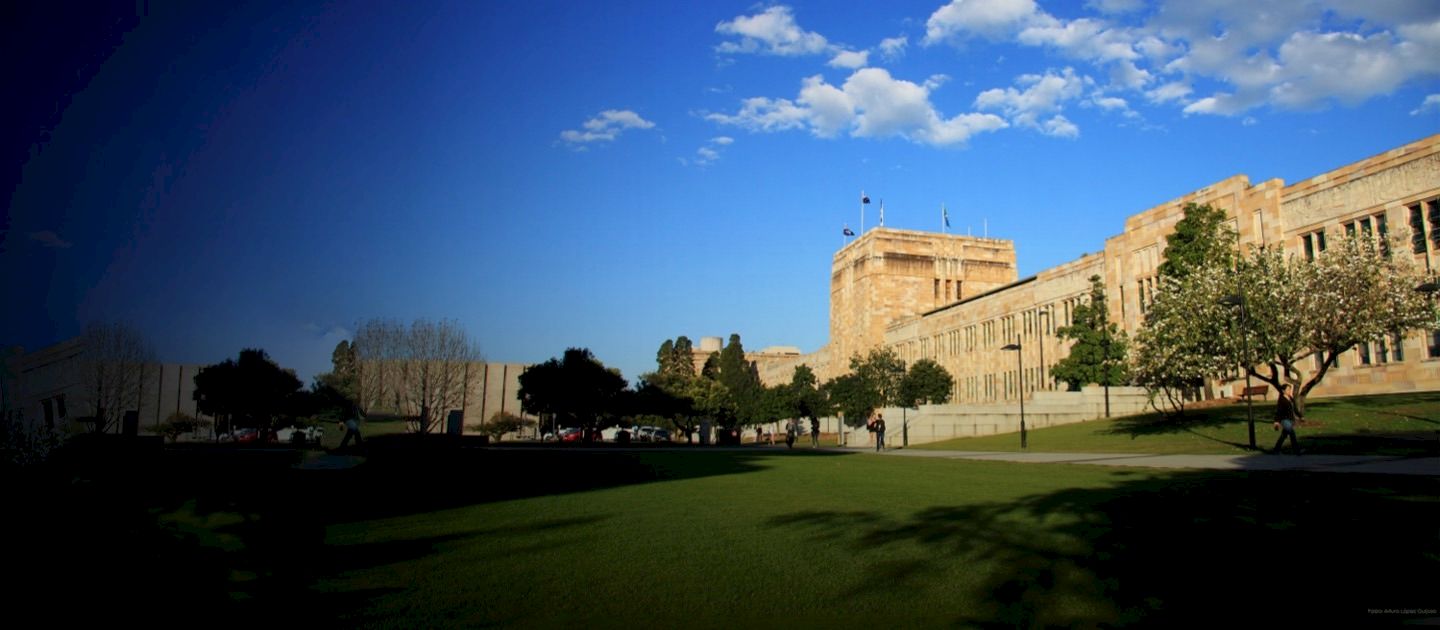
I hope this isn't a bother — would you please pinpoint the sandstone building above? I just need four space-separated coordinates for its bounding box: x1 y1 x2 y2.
743 133 1440 406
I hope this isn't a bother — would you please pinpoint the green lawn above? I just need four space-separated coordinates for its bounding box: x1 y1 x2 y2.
911 390 1440 455
15 445 1438 628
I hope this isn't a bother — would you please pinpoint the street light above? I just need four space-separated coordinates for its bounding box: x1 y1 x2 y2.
1002 342 1026 449
1219 294 1256 449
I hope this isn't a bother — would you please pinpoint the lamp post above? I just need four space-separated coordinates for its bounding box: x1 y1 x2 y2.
1037 309 1050 390
1002 342 1026 449
1219 294 1256 449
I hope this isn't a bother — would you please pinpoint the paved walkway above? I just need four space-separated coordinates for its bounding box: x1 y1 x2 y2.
870 448 1440 476
289 446 1440 476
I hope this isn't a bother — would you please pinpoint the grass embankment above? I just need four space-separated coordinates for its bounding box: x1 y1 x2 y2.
912 391 1440 455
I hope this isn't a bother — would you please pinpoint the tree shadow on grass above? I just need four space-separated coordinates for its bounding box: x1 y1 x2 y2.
11 442 846 627
767 469 1440 627
1101 410 1255 452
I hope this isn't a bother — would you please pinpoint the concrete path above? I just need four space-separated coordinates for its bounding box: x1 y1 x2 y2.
286 445 1440 476
871 448 1440 476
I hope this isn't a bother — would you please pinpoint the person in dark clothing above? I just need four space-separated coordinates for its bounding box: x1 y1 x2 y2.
810 418 820 447
1272 383 1302 455
338 411 364 451
785 419 797 449
874 414 886 452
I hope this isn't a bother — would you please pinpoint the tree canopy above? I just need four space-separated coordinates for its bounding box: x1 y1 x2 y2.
193 348 302 437
518 348 627 431
1157 203 1236 281
1051 275 1129 391
898 359 954 407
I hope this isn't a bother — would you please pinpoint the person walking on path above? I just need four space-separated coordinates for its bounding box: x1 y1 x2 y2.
1272 383 1302 455
338 408 364 451
785 419 797 449
874 414 887 452
810 418 820 448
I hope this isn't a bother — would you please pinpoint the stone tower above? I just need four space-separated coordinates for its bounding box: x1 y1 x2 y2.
828 227 1017 373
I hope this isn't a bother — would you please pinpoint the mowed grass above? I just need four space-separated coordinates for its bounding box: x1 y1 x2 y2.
305 449 1437 628
912 390 1440 455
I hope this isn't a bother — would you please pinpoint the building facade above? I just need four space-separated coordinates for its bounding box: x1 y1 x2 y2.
1 338 534 439
749 133 1440 405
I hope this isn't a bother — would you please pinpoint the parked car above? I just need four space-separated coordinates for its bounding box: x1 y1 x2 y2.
651 428 672 443
217 428 259 443
633 426 657 442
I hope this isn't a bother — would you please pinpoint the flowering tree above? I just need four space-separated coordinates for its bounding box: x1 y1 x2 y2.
1136 234 1435 420
1235 236 1434 417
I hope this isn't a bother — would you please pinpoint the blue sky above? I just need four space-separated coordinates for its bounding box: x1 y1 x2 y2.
4 0 1439 385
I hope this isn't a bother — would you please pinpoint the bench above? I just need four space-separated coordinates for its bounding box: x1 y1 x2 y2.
1237 385 1269 401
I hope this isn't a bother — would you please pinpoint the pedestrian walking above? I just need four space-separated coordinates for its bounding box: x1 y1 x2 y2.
785 419 797 449
810 418 820 447
338 408 364 451
874 414 886 452
1272 383 1302 455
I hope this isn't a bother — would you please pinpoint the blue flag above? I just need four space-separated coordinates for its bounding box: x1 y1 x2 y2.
843 226 855 237
943 205 951 228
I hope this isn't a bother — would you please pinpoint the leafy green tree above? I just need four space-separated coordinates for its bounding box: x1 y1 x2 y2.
787 364 830 425
898 359 953 406
193 348 303 439
716 334 761 428
852 347 906 409
1134 202 1241 417
1052 275 1129 390
822 372 879 429
517 348 627 437
1158 203 1236 281
822 348 908 441
892 359 954 447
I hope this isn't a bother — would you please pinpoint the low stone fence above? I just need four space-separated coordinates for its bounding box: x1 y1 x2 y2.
843 385 1152 447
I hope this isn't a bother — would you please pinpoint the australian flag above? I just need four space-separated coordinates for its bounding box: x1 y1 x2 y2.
861 193 870 204
843 226 855 237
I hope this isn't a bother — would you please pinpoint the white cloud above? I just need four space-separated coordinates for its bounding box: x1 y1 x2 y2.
1182 92 1264 116
682 137 736 167
1242 116 1258 126
709 68 1007 147
559 110 656 146
1269 30 1420 108
921 0 1440 118
1091 95 1128 110
974 67 1089 130
829 49 870 69
716 6 829 56
1018 16 1140 62
27 230 72 249
705 97 810 132
879 36 909 61
924 0 1041 43
1042 115 1080 138
1087 0 1145 14
798 75 855 137
1109 59 1152 89
1146 80 1192 103
1412 94 1440 115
